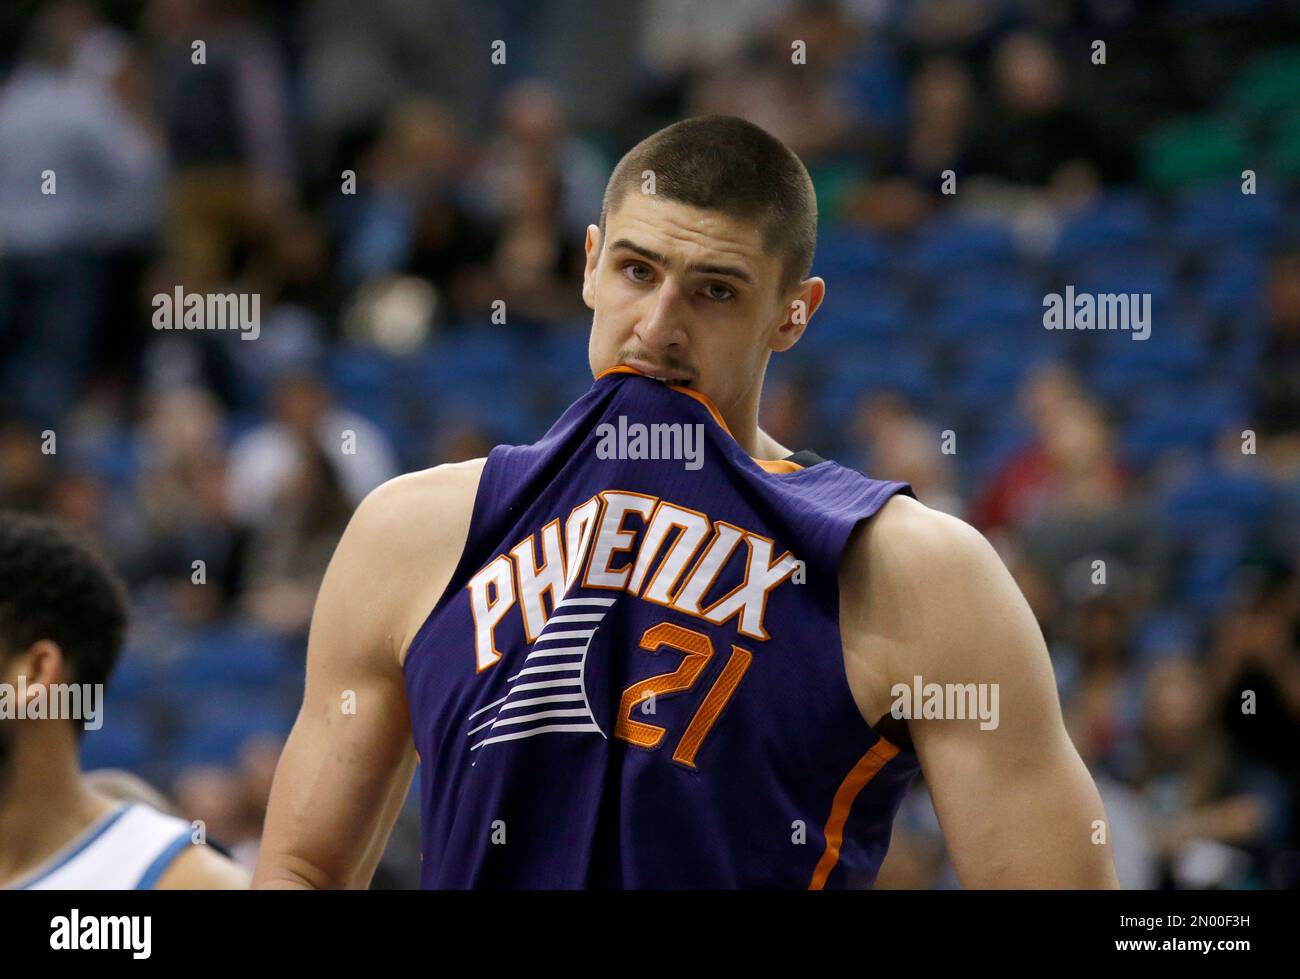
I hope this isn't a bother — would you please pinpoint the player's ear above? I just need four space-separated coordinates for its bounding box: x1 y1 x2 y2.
7 638 67 693
770 276 825 353
582 224 602 310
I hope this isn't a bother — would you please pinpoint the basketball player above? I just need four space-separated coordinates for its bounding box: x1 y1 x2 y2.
0 511 248 889
254 116 1119 889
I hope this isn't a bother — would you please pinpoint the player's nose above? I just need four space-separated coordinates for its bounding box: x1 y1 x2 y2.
633 278 688 352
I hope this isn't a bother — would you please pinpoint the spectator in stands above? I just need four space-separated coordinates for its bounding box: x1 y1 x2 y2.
485 162 587 324
1208 556 1300 884
970 31 1102 188
971 374 1127 536
240 438 353 638
1256 245 1300 478
0 423 56 512
146 0 294 291
0 1 163 428
173 764 262 872
299 0 490 157
227 369 397 531
890 56 977 188
1131 657 1289 888
466 78 609 239
120 386 238 624
686 2 865 169
852 390 964 516
338 98 497 323
1059 590 1144 778
841 56 973 233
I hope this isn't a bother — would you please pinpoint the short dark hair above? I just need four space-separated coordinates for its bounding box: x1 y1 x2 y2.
598 116 818 296
0 511 128 691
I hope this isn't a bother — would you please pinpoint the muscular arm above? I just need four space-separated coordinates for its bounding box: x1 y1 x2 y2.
252 462 480 889
846 496 1119 888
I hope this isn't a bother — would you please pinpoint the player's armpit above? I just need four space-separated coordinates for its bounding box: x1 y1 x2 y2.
252 463 481 890
860 500 1119 889
155 844 251 889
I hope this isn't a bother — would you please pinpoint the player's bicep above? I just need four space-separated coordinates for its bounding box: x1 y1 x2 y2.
887 515 1117 888
912 679 1112 888
254 489 417 888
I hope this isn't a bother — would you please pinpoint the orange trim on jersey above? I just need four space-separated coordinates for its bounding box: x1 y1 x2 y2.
807 737 902 890
594 364 805 475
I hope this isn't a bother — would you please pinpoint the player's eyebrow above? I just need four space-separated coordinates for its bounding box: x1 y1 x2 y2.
609 237 755 285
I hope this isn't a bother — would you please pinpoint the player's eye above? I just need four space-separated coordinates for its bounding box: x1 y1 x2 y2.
622 262 653 283
704 283 735 302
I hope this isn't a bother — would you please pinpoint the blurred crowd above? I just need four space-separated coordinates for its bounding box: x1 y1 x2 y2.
1 0 1299 888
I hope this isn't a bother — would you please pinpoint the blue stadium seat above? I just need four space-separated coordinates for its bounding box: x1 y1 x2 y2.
1197 250 1268 320
540 325 594 376
171 717 291 769
80 714 152 772
813 228 891 279
1157 465 1279 537
904 217 1018 275
1052 192 1155 261
1170 528 1251 613
1220 328 1268 383
327 344 405 441
168 624 293 694
329 345 401 399
1133 609 1199 662
810 282 910 345
814 346 930 420
1119 399 1226 467
168 691 295 769
411 329 529 388
1172 181 1282 250
1071 254 1177 315
104 649 166 703
965 416 1035 490
930 273 1043 341
440 377 541 444
403 330 546 443
950 340 1054 414
69 427 138 490
1087 321 1209 400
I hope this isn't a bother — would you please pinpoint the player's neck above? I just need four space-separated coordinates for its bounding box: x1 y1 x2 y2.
751 426 793 461
0 730 112 885
715 384 792 461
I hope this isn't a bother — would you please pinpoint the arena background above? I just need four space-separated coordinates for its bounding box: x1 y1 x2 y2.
1 0 1298 889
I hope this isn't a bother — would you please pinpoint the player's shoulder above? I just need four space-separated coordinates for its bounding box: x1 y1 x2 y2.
347 458 487 549
843 492 1002 611
337 460 488 662
154 843 251 890
361 457 488 512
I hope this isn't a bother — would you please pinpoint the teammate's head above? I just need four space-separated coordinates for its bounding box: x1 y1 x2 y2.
0 511 128 776
584 116 825 419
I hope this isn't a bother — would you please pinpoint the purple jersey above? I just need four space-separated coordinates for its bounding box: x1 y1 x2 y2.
403 366 920 888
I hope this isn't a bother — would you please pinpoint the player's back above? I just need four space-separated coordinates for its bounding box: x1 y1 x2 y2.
8 802 194 890
403 367 920 888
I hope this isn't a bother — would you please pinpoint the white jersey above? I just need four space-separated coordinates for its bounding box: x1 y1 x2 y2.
9 803 194 890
